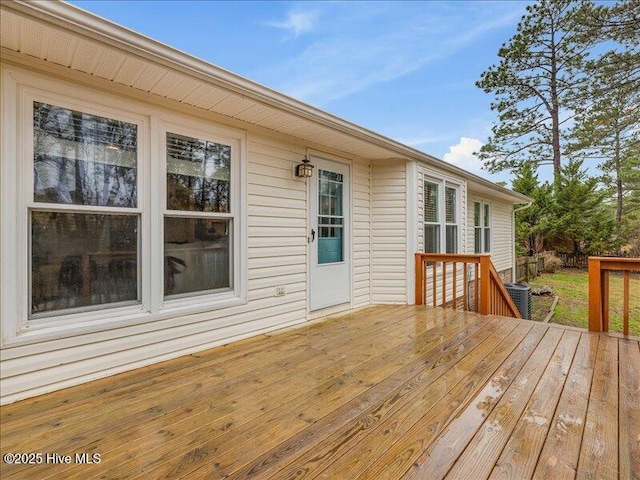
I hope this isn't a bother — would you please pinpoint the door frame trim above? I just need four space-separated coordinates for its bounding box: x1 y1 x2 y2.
305 149 353 317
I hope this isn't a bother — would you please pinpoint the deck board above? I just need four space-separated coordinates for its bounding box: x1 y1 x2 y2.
533 333 599 480
577 336 619 480
617 340 640 480
0 305 637 480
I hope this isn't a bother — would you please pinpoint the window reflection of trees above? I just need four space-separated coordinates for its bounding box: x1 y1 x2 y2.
164 133 232 297
166 132 230 212
33 102 137 207
31 103 139 316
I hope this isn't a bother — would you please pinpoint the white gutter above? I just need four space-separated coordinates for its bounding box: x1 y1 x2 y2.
4 0 531 204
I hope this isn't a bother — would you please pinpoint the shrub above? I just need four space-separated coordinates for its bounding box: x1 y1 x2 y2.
542 252 562 273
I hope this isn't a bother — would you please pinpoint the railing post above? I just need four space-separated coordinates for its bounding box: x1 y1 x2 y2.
588 257 603 332
479 255 491 315
415 253 424 305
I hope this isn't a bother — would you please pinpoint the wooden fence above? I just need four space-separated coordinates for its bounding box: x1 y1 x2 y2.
557 252 589 268
516 255 545 283
558 251 635 269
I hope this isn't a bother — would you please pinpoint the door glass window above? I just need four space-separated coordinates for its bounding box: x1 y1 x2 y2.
318 170 344 264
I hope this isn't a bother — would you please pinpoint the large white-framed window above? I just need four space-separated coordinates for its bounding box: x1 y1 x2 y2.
423 178 461 254
159 121 241 309
1 67 245 343
474 201 491 253
25 95 147 325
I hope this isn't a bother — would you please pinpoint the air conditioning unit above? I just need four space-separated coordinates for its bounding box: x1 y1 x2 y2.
505 283 532 320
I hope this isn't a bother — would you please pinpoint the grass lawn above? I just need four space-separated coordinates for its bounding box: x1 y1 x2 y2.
528 268 640 336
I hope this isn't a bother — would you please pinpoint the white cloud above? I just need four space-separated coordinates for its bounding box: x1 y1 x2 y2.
261 3 525 106
266 9 317 37
443 137 486 175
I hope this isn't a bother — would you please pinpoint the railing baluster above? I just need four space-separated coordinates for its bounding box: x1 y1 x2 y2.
442 261 447 307
432 261 437 307
623 270 630 337
588 258 603 331
414 253 423 305
463 264 468 311
474 264 479 313
452 262 457 310
603 270 610 333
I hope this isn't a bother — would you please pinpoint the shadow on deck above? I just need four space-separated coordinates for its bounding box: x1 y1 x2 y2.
1 305 638 479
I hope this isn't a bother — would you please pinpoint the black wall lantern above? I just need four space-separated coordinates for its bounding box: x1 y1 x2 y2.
295 157 314 178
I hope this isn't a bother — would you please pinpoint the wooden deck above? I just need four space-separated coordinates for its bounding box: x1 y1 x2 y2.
0 305 638 480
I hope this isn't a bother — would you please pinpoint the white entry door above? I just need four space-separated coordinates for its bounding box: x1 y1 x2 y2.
309 157 350 311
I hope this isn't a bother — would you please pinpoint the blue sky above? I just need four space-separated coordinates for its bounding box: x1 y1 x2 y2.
72 1 532 185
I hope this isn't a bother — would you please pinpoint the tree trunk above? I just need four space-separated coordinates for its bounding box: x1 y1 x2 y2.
550 25 561 181
614 127 623 224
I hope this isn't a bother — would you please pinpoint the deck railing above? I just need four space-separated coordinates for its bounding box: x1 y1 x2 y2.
415 253 522 319
588 256 640 336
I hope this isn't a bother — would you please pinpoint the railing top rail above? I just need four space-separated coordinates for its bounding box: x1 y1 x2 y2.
415 253 489 264
589 257 640 272
589 256 639 262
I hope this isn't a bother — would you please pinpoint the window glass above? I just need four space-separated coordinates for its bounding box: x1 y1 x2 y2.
445 187 456 223
474 228 482 254
446 225 458 253
424 182 439 222
484 228 491 253
33 102 137 207
424 225 440 253
166 132 231 212
484 204 490 228
164 217 230 296
474 202 481 227
318 170 344 264
31 212 138 314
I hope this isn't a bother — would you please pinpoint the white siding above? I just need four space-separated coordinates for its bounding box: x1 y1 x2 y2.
371 160 407 303
353 160 372 308
467 194 514 278
0 77 374 403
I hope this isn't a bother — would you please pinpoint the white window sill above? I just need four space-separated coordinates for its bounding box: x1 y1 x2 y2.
5 294 247 348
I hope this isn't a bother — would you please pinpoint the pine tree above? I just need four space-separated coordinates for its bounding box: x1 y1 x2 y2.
476 0 595 180
569 0 639 225
550 159 618 253
512 162 553 255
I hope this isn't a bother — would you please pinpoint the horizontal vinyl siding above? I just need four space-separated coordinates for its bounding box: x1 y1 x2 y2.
371 160 406 303
467 194 514 276
1 132 313 403
1 115 377 403
352 159 372 308
491 199 515 274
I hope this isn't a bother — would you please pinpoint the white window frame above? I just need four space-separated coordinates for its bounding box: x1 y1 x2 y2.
423 177 461 254
1 66 246 346
158 120 242 313
474 201 492 254
423 180 441 254
26 95 147 324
